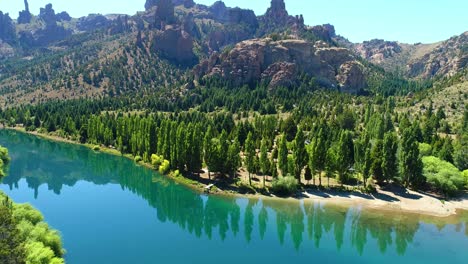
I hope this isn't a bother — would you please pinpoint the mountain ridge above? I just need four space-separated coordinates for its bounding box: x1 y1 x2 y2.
0 0 466 107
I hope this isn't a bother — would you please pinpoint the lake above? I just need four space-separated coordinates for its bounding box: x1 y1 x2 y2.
0 130 467 264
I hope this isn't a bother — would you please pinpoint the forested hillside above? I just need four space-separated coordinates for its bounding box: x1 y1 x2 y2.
0 0 466 198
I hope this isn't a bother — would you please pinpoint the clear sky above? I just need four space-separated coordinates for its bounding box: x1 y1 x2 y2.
1 0 467 44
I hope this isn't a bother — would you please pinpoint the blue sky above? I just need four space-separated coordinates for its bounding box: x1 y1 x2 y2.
1 0 467 44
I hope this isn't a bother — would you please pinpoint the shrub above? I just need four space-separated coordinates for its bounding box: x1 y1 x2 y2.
151 154 163 167
92 145 100 151
419 143 432 157
422 156 465 197
159 160 170 174
13 203 44 225
134 155 142 163
0 145 9 164
271 175 299 196
170 170 182 178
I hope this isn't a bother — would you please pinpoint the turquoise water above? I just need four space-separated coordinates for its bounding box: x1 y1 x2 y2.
0 130 467 264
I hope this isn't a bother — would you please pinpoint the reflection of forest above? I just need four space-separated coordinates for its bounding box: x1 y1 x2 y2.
1 130 467 255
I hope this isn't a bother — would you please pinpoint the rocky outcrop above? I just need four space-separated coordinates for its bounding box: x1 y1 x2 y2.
194 38 366 92
17 4 71 47
310 24 336 43
407 32 467 79
17 0 32 24
152 26 197 66
56 11 72 22
77 14 109 31
355 39 403 64
337 62 366 93
0 12 16 44
173 0 195 8
209 2 258 27
145 0 158 10
258 0 304 36
39 4 57 26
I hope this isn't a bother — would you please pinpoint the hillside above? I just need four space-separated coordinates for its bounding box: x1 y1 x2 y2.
0 0 466 108
352 32 467 79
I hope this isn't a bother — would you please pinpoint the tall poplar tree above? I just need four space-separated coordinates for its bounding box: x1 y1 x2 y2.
278 133 288 176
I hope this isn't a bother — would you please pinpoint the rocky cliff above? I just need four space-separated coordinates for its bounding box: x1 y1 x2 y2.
407 32 467 79
353 32 467 80
194 38 366 93
258 0 304 36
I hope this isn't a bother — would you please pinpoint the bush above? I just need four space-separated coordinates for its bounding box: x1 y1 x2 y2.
92 145 100 151
134 155 142 163
271 176 299 196
0 145 10 164
159 160 170 174
13 203 44 225
151 154 163 167
419 143 432 157
422 156 465 197
170 170 182 178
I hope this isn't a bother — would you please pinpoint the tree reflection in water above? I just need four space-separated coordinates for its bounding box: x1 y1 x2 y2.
1 130 467 256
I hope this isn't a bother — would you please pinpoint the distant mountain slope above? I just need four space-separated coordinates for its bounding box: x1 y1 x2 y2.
352 32 467 80
0 0 466 107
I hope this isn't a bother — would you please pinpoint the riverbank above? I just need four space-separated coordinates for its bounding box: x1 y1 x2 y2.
5 127 468 218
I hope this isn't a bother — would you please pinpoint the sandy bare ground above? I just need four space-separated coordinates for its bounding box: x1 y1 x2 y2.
299 187 468 217
200 169 468 218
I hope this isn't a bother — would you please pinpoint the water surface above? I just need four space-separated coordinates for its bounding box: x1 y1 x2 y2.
0 130 467 264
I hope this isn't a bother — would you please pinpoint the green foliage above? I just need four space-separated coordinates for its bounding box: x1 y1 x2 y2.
134 155 143 163
244 132 256 185
0 146 10 164
151 154 164 167
12 204 44 225
271 176 299 196
1 191 65 263
278 134 288 176
419 143 432 157
92 145 100 151
293 128 307 180
0 199 25 264
399 127 425 189
24 241 64 264
422 156 465 197
159 160 170 174
382 132 398 182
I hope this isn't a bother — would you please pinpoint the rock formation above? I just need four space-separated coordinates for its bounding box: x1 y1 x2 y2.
56 11 72 22
17 0 32 24
173 0 195 8
77 14 109 31
0 12 16 44
355 39 403 64
407 32 467 79
152 26 197 66
310 24 336 43
39 4 57 26
258 0 304 36
194 38 366 92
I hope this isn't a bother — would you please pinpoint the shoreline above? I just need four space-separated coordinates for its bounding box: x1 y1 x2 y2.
4 127 468 219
